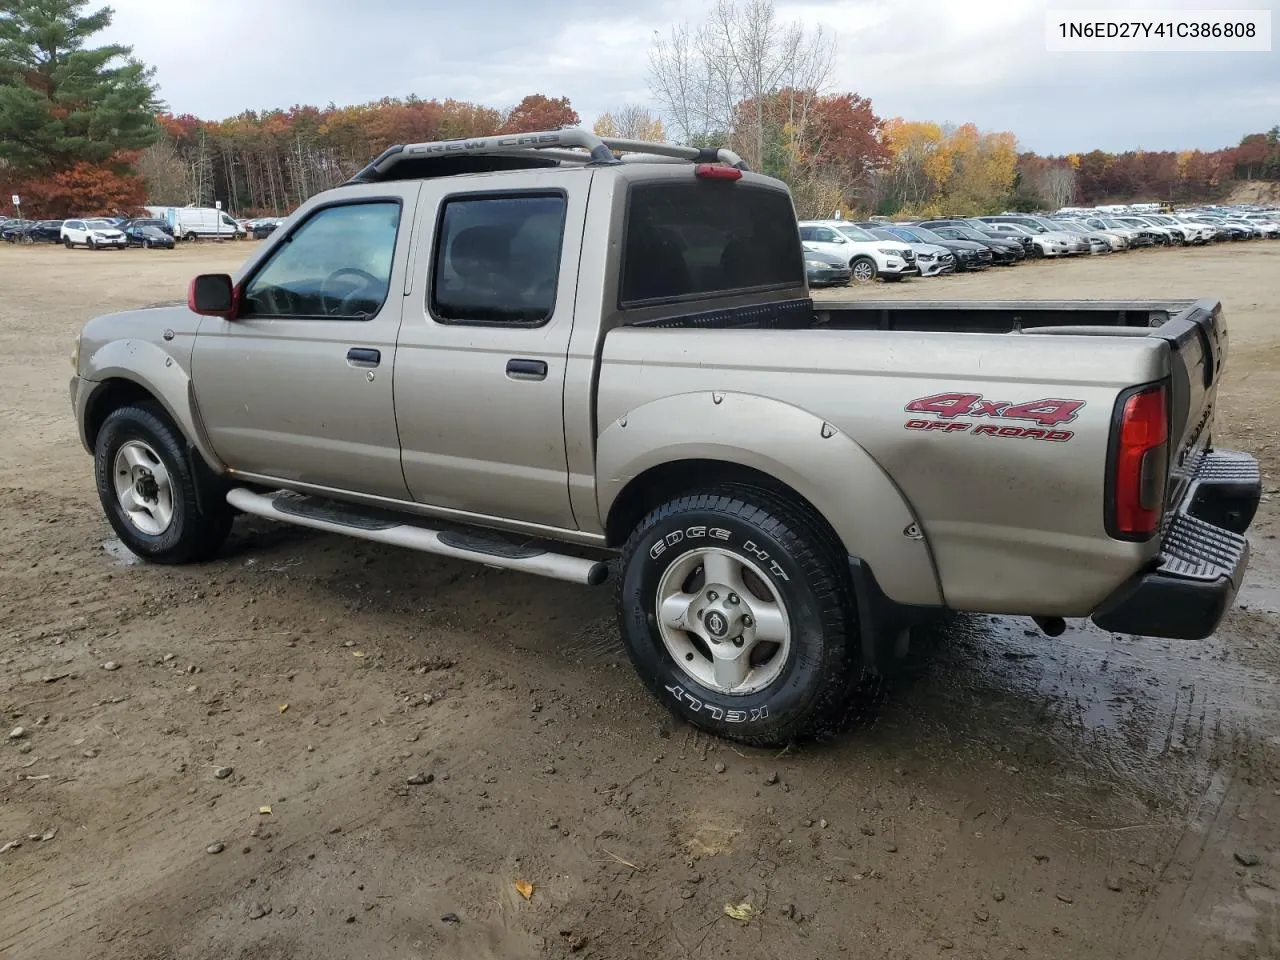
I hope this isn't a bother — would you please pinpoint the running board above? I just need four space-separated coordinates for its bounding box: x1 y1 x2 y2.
226 488 610 586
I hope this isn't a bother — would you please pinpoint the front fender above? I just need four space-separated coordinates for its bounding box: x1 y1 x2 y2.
596 391 942 607
79 339 223 471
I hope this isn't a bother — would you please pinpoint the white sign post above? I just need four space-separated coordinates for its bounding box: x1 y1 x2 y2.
215 200 222 239
10 194 19 220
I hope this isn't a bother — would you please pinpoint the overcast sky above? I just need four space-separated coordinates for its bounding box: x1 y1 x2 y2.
100 0 1277 155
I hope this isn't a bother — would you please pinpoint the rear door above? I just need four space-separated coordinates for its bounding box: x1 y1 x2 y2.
192 184 421 500
392 171 589 530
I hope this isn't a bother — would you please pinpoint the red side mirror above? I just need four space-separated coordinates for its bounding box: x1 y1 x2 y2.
188 274 239 318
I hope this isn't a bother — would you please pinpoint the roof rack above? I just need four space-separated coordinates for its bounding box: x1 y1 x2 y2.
345 127 749 184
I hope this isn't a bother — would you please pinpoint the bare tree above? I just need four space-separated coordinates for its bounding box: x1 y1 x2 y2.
136 140 188 204
648 0 834 163
594 105 666 142
1038 165 1077 208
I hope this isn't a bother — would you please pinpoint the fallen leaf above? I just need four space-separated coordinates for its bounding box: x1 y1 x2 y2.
259 806 272 815
352 650 365 658
278 703 289 714
724 902 754 923
515 880 534 900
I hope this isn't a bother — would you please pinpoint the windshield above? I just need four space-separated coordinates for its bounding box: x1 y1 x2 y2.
904 225 947 244
85 219 114 228
942 226 989 242
869 228 906 243
833 224 876 242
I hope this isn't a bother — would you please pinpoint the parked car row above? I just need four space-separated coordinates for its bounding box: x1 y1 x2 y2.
1 216 179 249
801 203 1280 286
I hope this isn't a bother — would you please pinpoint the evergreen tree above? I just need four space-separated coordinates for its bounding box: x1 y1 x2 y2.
0 0 161 175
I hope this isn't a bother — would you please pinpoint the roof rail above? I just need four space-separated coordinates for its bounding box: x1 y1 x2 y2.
345 127 749 184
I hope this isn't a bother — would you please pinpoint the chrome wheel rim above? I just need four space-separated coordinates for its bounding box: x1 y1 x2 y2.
851 260 875 282
655 547 792 696
112 440 174 536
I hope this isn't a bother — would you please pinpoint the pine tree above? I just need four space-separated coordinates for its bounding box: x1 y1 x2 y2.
0 0 161 175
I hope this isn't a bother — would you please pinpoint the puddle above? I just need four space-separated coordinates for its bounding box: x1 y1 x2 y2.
890 607 1280 810
102 538 142 566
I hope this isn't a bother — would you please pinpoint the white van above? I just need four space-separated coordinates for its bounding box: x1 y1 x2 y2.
144 206 245 241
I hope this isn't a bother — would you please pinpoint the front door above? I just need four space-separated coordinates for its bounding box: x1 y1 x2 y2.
191 184 420 500
393 173 587 530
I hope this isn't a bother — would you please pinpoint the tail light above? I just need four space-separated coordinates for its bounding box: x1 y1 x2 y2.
1108 383 1169 539
694 164 742 181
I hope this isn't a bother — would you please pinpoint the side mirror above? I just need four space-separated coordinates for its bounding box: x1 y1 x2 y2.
834 235 847 243
188 273 238 318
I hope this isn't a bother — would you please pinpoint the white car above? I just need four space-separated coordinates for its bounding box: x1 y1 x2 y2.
984 222 1072 257
979 215 1089 254
1052 219 1124 253
797 220 915 283
61 218 127 250
1117 216 1182 245
1161 216 1217 244
862 226 955 276
1143 215 1205 244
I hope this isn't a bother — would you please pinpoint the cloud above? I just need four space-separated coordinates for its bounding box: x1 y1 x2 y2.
100 0 1276 153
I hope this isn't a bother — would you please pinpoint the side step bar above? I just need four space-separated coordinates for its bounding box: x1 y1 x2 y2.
226 488 610 586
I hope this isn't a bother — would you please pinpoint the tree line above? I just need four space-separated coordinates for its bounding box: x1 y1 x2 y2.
2 0 1276 219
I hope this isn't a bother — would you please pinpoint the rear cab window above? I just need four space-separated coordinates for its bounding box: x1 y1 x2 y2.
618 180 803 310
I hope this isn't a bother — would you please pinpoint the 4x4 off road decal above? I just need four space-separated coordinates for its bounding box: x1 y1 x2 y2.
903 392 1085 443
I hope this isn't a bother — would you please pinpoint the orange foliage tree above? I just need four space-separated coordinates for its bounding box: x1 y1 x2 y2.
499 94 579 134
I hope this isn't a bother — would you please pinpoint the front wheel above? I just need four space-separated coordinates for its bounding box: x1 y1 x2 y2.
94 404 233 564
616 487 873 746
848 256 877 284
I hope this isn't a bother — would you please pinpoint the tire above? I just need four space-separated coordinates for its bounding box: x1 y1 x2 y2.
185 232 197 243
63 237 73 249
94 404 233 564
616 485 875 746
143 239 152 249
848 256 877 284
87 237 96 250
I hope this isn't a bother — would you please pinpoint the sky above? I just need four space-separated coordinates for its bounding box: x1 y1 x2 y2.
98 0 1278 155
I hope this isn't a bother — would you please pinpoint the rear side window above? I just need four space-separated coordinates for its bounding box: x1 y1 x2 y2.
430 193 567 327
619 181 803 308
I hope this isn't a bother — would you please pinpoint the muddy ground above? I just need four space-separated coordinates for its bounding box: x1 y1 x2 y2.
2 241 1278 960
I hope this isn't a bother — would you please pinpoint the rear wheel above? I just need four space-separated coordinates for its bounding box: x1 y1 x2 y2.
849 256 877 284
616 486 875 746
94 404 233 564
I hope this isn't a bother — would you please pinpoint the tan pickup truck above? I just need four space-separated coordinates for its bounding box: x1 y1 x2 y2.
70 129 1261 745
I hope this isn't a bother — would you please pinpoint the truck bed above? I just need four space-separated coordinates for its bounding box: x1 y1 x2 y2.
599 296 1226 616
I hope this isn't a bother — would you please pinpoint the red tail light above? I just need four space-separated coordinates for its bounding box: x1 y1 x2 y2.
694 164 742 181
1109 383 1169 539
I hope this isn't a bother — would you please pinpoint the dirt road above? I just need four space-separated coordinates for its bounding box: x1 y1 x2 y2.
2 241 1278 960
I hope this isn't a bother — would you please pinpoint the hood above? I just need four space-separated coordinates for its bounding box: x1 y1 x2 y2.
934 238 987 252
803 248 847 267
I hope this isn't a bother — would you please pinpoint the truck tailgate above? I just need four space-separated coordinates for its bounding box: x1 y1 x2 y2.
1023 297 1223 512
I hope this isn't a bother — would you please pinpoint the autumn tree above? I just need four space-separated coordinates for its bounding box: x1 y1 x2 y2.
0 0 160 174
499 94 578 134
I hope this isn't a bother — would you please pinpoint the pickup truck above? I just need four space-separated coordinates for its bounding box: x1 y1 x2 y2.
70 128 1261 746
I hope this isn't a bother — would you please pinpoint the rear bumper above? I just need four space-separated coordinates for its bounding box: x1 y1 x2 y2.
1091 449 1260 640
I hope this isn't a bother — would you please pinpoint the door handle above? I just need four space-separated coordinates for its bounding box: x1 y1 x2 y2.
346 347 381 367
506 358 548 381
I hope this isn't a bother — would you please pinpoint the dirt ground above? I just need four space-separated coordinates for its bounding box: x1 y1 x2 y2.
2 240 1279 960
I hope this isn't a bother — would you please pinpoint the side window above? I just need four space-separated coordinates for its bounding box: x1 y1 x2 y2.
815 228 837 242
239 201 401 320
429 193 566 327
798 226 816 241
